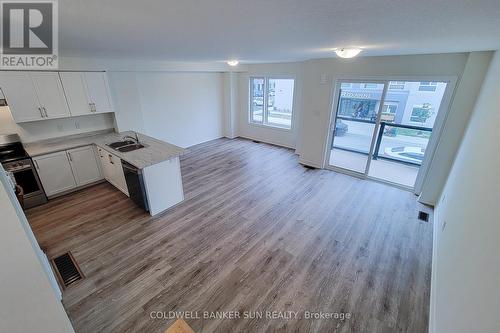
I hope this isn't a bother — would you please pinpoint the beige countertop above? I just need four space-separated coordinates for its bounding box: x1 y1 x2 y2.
24 130 185 169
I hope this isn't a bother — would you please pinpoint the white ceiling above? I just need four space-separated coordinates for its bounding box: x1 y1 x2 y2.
60 0 500 62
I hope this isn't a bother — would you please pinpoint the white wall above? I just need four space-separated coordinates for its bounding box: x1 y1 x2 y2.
237 62 302 149
0 106 115 143
135 72 223 148
0 167 74 333
109 71 224 148
222 72 238 139
430 51 500 333
108 72 146 134
418 52 492 204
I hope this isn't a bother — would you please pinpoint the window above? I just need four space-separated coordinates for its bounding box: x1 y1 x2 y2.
381 102 398 122
389 81 405 90
249 77 294 129
250 78 264 123
383 103 398 114
338 98 379 121
410 104 433 124
418 82 438 92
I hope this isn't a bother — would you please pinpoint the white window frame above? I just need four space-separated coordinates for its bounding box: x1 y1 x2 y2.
323 75 457 195
249 76 295 130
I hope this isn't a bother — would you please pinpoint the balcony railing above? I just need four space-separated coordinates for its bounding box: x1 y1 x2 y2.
333 116 432 166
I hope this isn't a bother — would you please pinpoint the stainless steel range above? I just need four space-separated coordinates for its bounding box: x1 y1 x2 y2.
0 134 47 208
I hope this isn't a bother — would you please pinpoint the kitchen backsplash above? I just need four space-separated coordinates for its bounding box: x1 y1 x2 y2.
0 106 116 143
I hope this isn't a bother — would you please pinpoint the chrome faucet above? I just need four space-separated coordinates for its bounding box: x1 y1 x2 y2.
122 132 140 144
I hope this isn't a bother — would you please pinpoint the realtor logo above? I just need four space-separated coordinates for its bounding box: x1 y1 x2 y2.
1 0 58 69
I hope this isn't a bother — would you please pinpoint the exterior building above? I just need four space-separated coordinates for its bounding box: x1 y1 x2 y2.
339 81 447 128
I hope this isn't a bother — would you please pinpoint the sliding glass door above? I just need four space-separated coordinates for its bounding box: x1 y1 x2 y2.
327 79 449 189
328 81 387 174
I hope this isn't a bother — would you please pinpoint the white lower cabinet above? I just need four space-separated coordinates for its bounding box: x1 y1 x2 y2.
33 151 77 197
96 147 113 182
96 146 129 196
33 145 103 197
67 146 103 186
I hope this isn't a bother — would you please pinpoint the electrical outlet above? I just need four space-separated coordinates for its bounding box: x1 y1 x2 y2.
442 221 447 231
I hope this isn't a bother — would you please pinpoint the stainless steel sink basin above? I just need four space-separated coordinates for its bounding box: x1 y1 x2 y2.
107 140 135 149
115 143 145 152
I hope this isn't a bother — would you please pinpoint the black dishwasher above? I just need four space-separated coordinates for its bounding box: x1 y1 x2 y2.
121 160 149 212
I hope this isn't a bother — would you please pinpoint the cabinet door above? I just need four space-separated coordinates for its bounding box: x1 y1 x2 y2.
0 72 43 122
84 72 113 113
67 145 103 186
31 72 71 119
59 72 92 116
97 147 113 182
107 152 129 196
33 151 76 197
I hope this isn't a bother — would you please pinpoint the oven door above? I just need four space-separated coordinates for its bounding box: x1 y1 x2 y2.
9 162 43 198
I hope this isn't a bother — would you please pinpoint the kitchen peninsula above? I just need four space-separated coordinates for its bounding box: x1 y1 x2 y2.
24 130 185 216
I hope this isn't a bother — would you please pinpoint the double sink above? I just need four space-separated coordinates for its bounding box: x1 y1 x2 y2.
107 139 145 153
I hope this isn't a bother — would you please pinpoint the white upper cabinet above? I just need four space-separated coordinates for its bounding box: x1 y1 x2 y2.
84 72 113 113
0 70 113 123
0 72 45 122
59 72 93 116
30 72 71 119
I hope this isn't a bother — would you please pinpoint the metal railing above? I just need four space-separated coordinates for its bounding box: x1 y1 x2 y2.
373 122 432 163
333 116 432 166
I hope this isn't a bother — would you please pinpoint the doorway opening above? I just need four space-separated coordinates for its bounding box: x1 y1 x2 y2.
327 80 451 189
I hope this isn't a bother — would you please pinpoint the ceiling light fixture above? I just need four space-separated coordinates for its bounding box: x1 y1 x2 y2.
227 60 239 66
335 48 362 58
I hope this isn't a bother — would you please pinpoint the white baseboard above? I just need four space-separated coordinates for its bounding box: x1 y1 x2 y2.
237 135 296 150
298 158 322 169
429 204 441 333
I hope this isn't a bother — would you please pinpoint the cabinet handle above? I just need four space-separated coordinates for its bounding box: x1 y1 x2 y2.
38 107 44 118
42 107 48 118
67 152 72 161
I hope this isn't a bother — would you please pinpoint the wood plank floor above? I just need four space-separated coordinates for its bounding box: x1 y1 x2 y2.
26 138 433 333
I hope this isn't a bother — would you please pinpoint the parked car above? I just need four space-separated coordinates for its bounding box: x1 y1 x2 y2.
384 146 425 164
335 120 348 136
